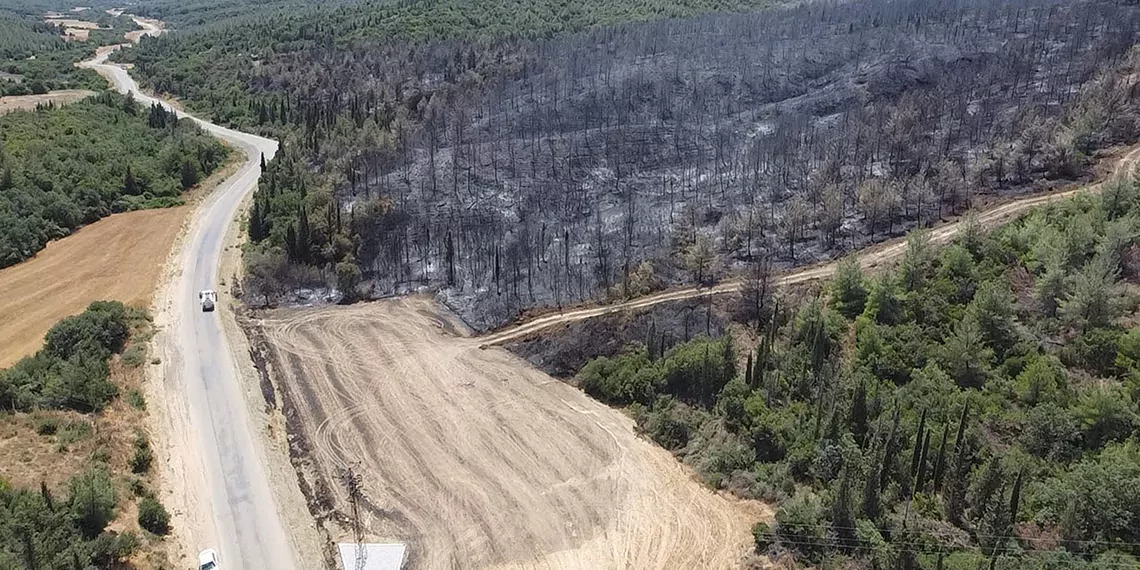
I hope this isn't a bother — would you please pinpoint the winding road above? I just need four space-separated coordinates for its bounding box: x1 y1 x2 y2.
70 13 1140 570
481 143 1140 346
82 27 298 570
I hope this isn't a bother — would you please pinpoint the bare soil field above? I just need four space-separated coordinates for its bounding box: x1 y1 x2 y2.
258 296 767 570
44 17 102 41
0 89 96 115
0 207 185 367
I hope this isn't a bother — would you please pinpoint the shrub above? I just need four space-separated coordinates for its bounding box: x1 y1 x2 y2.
35 415 59 435
89 531 140 566
69 466 117 538
752 521 772 552
130 433 153 474
577 346 664 406
1068 327 1123 378
1021 403 1082 462
58 420 93 446
126 389 146 410
121 344 146 368
137 496 170 535
774 490 826 562
0 301 139 412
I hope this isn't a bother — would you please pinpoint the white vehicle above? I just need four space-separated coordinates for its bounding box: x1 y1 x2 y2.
198 549 220 570
199 289 217 312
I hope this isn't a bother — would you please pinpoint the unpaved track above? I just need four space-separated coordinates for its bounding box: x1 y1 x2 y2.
261 296 767 570
81 29 301 570
482 144 1140 346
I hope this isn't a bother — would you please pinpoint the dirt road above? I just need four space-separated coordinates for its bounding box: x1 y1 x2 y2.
81 30 302 570
482 144 1140 346
261 297 767 570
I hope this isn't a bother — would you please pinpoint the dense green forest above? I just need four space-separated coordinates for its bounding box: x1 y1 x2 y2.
120 0 779 124
0 301 171 568
572 173 1140 568
0 91 229 268
0 7 137 95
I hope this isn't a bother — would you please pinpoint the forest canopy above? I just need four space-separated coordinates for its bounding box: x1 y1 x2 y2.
0 7 138 95
0 91 229 268
566 170 1140 569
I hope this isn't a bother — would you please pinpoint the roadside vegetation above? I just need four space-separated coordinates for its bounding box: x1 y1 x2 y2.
0 301 172 569
569 172 1140 568
0 90 229 268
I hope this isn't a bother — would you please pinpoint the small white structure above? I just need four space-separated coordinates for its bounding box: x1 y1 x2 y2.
337 543 406 570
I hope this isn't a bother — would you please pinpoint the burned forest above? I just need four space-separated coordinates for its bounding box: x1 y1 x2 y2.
134 0 1140 327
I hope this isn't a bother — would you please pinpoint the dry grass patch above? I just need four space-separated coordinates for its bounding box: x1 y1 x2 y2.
0 89 96 115
0 324 171 568
0 151 241 368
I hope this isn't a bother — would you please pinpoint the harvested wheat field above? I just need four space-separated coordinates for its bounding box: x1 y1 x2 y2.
259 296 768 570
0 89 96 115
0 207 186 367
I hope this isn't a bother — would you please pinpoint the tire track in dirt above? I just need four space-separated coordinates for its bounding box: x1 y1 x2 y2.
259 296 767 570
481 143 1140 346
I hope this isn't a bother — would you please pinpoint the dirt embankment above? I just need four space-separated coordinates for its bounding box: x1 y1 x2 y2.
256 296 768 570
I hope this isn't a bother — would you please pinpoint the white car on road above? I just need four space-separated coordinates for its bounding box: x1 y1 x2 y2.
198 549 220 570
199 290 217 312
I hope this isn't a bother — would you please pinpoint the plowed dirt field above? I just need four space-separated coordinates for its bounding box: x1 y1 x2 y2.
259 296 767 570
0 207 185 367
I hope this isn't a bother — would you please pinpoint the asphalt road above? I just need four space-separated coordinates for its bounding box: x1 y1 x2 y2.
84 50 297 570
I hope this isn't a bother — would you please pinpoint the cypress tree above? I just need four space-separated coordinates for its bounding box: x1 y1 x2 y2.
40 481 53 511
745 351 754 387
862 450 882 520
914 430 931 494
932 422 950 493
1009 467 1025 531
910 408 927 479
971 458 1004 525
880 405 901 491
20 526 35 570
832 468 855 546
850 380 868 445
124 166 139 195
753 342 765 391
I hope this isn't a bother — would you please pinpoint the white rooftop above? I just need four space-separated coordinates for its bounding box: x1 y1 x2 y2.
337 543 407 570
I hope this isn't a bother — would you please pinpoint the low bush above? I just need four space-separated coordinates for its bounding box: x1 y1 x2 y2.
137 496 170 535
129 433 153 474
0 301 144 412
